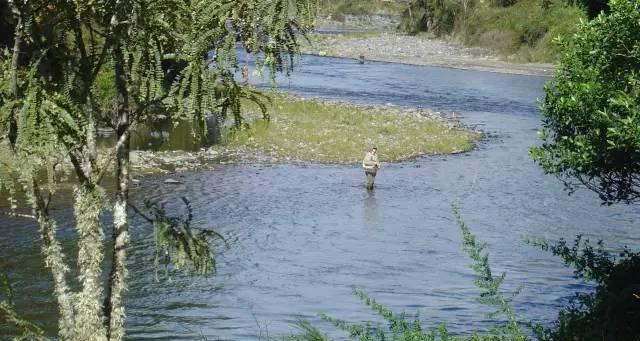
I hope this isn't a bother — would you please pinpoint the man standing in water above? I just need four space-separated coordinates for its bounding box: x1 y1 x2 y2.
362 146 380 189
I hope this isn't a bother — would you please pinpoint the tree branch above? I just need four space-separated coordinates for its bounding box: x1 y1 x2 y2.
95 125 130 184
127 202 154 224
7 12 23 149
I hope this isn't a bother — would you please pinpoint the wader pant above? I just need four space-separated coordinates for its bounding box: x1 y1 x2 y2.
365 170 377 189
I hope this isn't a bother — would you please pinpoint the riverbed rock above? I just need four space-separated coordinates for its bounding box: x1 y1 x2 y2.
164 178 183 184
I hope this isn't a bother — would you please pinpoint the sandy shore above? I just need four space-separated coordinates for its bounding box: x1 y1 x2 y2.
302 32 555 77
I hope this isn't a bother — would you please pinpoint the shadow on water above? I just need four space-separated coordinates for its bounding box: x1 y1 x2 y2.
97 114 223 152
2 54 640 340
363 188 380 229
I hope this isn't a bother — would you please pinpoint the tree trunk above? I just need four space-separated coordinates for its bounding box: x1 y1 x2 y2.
30 180 75 339
8 14 22 148
105 36 131 341
72 184 108 341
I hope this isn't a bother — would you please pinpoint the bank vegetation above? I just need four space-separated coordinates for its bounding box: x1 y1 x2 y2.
398 0 587 62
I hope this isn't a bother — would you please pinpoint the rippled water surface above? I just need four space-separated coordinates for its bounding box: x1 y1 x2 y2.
2 55 639 340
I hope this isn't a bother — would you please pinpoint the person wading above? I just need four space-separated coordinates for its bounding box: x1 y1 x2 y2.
362 146 380 189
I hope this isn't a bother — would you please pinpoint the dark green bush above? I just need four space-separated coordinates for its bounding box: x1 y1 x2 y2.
564 0 609 18
529 237 640 341
531 0 640 203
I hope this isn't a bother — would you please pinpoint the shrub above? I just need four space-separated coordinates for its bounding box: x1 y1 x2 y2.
531 0 640 203
398 0 471 36
463 0 584 61
399 0 585 62
528 237 640 340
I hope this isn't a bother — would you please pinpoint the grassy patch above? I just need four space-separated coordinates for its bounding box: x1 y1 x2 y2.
225 93 479 164
399 0 585 63
461 0 585 62
320 0 409 19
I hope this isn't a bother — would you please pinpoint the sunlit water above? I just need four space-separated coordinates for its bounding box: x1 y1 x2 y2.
1 55 639 340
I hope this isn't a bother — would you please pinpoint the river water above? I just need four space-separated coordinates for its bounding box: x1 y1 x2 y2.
1 55 639 340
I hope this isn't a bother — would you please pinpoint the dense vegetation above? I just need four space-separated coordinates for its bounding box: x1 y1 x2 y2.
0 0 316 339
528 237 640 340
530 2 640 335
531 0 640 204
318 0 409 22
398 0 586 62
531 0 640 338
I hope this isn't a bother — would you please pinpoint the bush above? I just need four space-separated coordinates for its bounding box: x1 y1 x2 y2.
531 0 640 203
462 0 584 61
398 0 470 36
528 237 640 340
321 0 407 19
399 0 585 62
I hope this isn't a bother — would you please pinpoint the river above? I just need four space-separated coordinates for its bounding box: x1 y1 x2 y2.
1 55 639 340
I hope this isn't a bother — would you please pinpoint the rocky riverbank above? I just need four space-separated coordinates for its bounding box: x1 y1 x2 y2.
302 32 555 76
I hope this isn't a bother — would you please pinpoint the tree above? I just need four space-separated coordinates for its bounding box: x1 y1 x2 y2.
563 0 609 18
0 0 316 340
398 0 475 36
530 0 640 205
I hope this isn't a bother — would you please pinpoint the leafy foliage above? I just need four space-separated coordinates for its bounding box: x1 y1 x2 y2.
0 273 47 341
399 0 584 62
563 0 609 18
452 204 525 339
526 237 640 340
132 197 226 280
398 0 473 35
0 0 317 339
531 0 640 204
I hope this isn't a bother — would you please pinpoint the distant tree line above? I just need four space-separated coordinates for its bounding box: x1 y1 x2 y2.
399 0 608 37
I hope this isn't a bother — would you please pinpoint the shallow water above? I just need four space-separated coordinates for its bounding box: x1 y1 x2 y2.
2 55 639 340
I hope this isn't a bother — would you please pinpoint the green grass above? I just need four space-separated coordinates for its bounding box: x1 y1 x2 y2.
461 0 585 62
397 0 585 63
226 93 479 164
319 0 409 19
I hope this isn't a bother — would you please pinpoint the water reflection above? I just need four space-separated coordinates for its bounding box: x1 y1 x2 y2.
363 188 379 229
